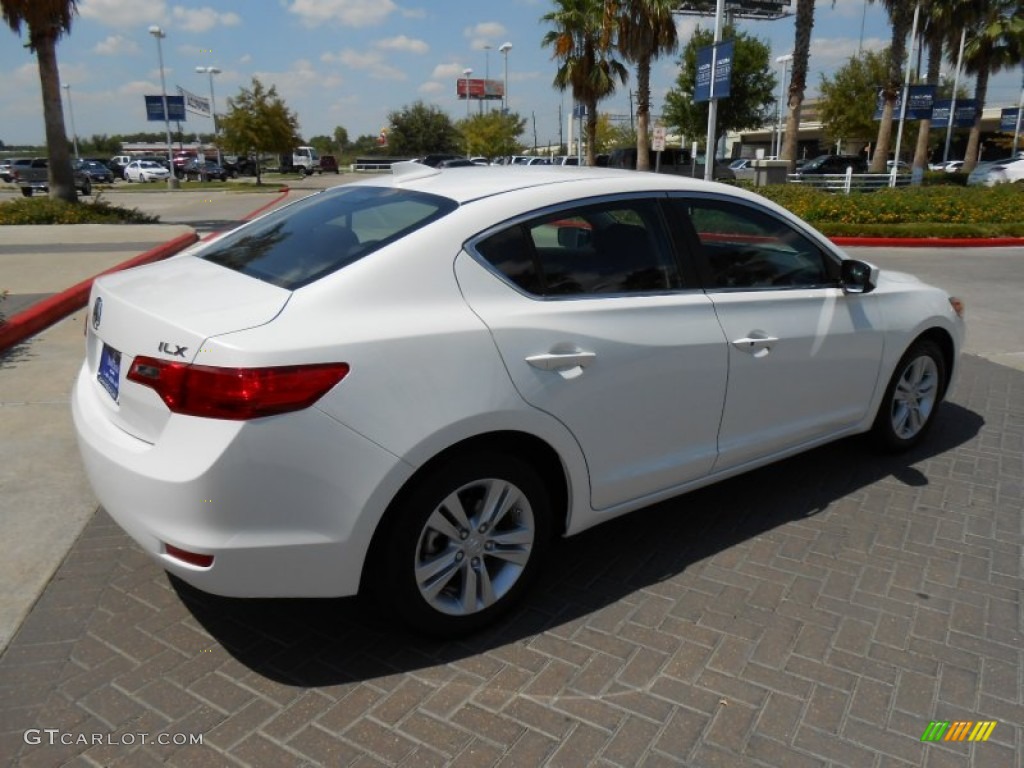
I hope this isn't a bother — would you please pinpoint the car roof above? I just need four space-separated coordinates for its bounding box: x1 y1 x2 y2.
346 162 745 206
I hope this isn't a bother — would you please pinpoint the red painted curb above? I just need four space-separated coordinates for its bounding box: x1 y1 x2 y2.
0 231 198 354
831 236 1024 248
242 186 290 221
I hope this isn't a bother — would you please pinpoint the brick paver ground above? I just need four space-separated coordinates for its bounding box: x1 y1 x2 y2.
1 354 1021 767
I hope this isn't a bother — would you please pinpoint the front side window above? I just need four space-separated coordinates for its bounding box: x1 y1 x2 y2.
475 198 684 297
202 186 457 289
676 198 839 290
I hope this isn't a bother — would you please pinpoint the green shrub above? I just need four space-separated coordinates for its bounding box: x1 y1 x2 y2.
0 195 158 225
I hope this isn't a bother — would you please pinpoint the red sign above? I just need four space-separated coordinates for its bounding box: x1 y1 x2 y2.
456 78 504 101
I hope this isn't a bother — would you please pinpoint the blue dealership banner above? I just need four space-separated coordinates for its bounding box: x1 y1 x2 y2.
873 85 936 120
930 99 977 129
695 41 733 103
1000 107 1020 131
144 95 186 122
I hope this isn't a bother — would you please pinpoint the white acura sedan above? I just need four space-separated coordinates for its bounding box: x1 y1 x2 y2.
124 159 171 183
73 164 964 636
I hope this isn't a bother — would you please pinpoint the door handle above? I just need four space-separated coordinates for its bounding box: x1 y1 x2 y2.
731 335 779 356
525 350 597 372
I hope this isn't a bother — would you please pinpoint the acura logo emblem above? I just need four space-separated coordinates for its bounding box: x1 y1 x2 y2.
92 297 103 330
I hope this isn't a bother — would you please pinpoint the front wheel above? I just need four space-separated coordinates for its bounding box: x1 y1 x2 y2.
80 180 92 196
20 187 33 197
372 453 551 637
871 339 946 451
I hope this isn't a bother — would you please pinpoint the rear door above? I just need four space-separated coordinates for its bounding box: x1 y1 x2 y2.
456 196 728 510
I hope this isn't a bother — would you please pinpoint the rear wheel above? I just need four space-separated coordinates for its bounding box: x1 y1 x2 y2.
81 180 92 196
372 453 551 637
871 339 946 451
20 187 33 197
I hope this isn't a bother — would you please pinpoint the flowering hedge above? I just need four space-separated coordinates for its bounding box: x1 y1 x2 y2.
0 196 157 225
753 183 1024 238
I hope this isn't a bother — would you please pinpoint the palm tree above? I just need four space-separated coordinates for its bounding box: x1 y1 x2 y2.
869 0 916 172
958 0 1023 173
911 0 947 174
607 0 678 170
2 0 79 203
780 0 816 171
543 0 628 166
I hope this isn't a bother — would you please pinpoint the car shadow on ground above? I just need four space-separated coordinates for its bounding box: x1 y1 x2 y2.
171 401 983 686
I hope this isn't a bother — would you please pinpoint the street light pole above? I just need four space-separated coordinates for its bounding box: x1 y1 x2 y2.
63 83 79 160
462 67 473 120
1012 67 1024 157
499 42 512 114
482 45 491 115
196 66 222 165
775 53 793 159
148 25 177 190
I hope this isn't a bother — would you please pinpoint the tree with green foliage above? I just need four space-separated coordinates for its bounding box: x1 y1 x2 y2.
542 0 628 166
220 77 301 185
607 0 678 170
2 0 79 202
458 111 526 158
350 134 385 156
333 125 349 151
387 102 462 156
781 0 817 171
663 25 776 153
818 49 891 151
307 135 335 156
958 0 1023 172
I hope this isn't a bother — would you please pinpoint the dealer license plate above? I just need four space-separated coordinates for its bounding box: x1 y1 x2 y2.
97 343 121 402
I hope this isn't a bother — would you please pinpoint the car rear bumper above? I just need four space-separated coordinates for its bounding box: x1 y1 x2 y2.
71 362 408 598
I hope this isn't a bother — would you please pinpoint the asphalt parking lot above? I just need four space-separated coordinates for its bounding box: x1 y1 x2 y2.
0 181 1022 767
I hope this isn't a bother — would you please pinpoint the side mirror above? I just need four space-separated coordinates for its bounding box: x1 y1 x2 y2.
841 259 878 294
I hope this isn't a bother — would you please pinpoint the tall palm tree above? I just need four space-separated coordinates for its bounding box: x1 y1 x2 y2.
911 0 947 174
2 0 79 203
869 0 916 172
543 0 628 166
959 0 1023 173
780 0 816 171
607 0 678 170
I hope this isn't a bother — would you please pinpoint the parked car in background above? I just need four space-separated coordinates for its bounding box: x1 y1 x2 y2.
793 154 868 175
12 157 93 197
7 158 33 182
967 157 1024 186
0 159 14 182
418 154 465 168
73 163 963 636
108 155 134 179
436 158 477 168
181 160 229 182
124 159 171 183
608 147 735 180
75 159 115 185
320 154 340 174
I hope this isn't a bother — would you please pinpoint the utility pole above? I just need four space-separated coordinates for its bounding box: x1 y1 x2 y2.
532 111 538 152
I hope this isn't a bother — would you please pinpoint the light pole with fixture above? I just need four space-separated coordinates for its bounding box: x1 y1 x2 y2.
63 83 79 160
774 53 793 159
148 25 177 189
482 45 491 115
499 42 512 114
195 65 222 166
462 68 473 119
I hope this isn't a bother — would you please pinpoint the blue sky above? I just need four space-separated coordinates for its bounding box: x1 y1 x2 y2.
2 0 1021 150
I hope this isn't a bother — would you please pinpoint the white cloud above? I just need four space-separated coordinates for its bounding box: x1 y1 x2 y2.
287 0 396 27
253 59 342 99
402 7 427 19
432 62 466 80
94 34 141 55
322 49 405 80
240 54 252 64
80 0 167 27
464 22 506 40
418 81 444 95
171 6 242 33
374 35 429 54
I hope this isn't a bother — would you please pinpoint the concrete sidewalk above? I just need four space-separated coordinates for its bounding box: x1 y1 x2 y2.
0 226 196 653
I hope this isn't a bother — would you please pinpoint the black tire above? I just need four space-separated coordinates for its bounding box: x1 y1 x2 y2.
371 453 551 637
871 339 946 452
20 187 33 197
81 180 92 196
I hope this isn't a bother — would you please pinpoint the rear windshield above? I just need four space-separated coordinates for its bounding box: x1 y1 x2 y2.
201 186 458 289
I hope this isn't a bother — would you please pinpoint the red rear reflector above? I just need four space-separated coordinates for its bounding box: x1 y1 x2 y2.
164 544 214 568
127 357 349 420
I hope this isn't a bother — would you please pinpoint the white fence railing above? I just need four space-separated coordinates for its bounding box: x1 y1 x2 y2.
350 162 394 173
787 168 913 193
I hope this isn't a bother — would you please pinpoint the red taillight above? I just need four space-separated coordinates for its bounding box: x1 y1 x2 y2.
164 544 214 568
127 356 349 420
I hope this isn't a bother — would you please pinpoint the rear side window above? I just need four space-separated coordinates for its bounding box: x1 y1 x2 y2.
202 186 457 289
475 198 685 297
